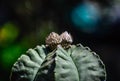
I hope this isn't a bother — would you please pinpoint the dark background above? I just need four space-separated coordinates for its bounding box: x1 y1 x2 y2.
0 0 120 81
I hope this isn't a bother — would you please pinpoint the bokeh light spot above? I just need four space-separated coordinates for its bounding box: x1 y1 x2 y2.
71 2 101 33
109 3 120 23
0 22 19 47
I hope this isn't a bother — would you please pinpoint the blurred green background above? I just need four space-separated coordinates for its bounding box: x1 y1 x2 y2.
0 0 120 81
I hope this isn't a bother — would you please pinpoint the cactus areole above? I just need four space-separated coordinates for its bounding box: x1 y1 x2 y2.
10 31 107 81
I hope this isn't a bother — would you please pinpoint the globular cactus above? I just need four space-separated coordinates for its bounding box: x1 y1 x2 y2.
10 31 107 81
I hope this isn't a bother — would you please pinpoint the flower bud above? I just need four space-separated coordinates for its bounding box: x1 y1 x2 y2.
45 32 62 50
60 31 73 48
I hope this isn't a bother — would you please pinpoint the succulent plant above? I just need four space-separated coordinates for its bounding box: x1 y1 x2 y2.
10 31 106 81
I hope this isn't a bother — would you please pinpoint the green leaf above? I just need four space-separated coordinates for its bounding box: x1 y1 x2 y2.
55 44 106 81
10 45 48 81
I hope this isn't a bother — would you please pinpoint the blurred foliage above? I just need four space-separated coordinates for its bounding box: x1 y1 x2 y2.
1 44 25 69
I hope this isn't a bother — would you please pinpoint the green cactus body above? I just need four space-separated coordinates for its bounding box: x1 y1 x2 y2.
10 31 106 81
10 44 106 81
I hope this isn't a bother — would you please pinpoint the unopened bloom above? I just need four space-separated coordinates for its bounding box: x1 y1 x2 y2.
60 31 73 48
46 32 62 50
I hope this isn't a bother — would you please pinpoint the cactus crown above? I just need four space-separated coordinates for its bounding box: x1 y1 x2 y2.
46 31 73 49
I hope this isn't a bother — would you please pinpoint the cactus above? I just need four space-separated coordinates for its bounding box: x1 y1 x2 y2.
10 31 106 81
